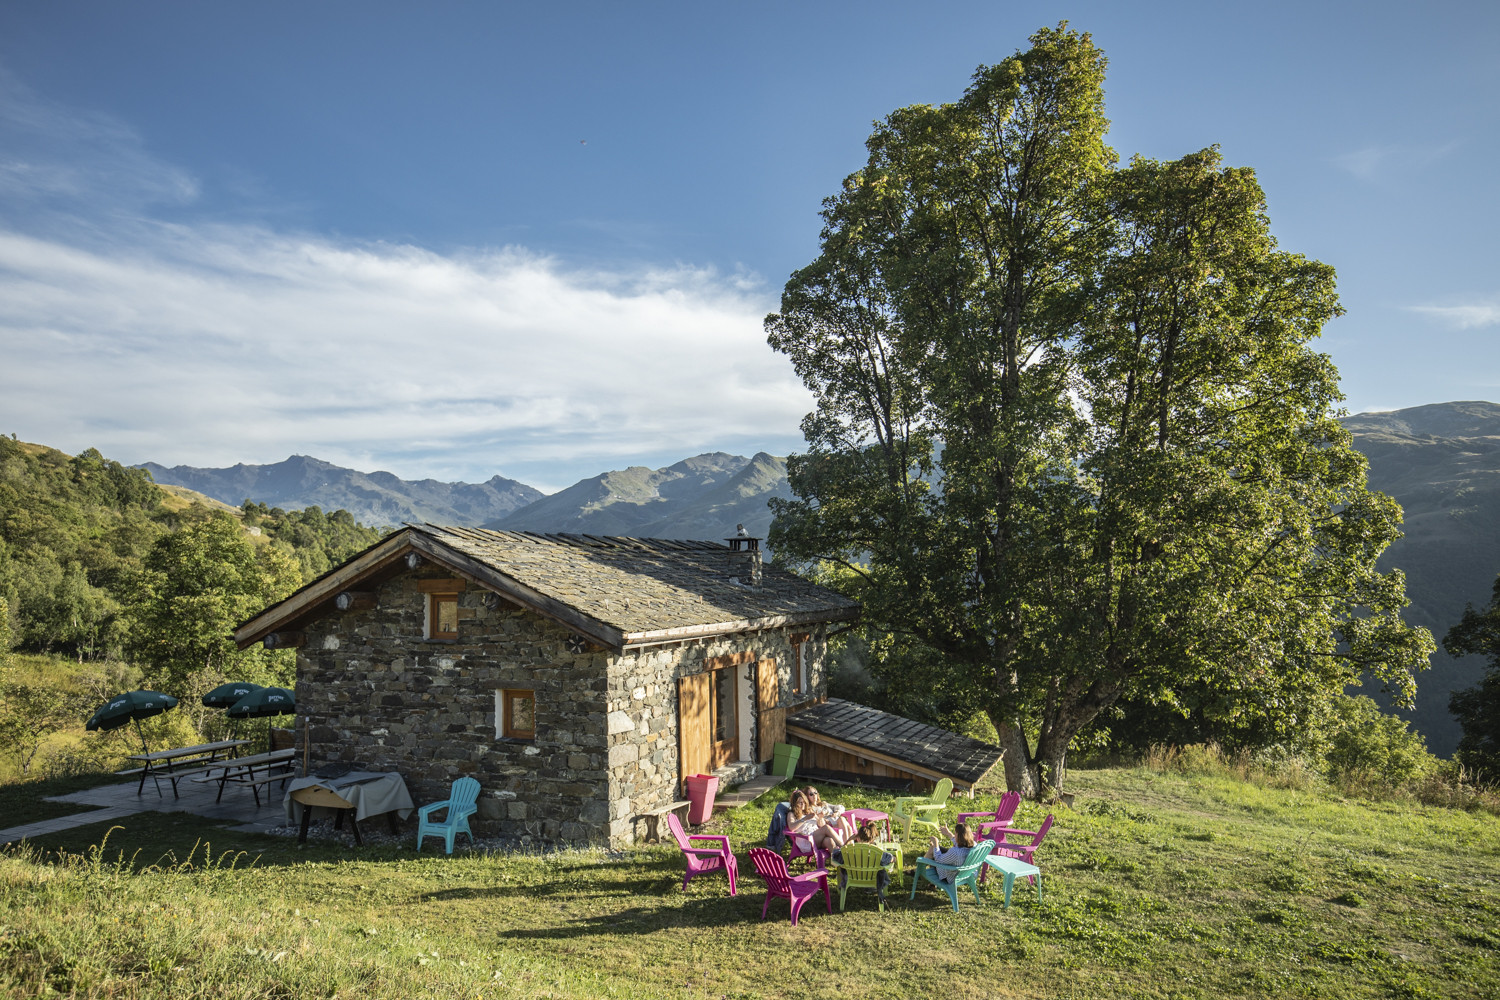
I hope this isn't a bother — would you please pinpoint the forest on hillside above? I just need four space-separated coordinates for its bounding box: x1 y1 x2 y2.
0 436 386 778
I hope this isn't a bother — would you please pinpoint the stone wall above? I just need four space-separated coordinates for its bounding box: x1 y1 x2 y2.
604 630 828 843
295 567 609 845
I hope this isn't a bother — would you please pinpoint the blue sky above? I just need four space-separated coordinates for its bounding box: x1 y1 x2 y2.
1 1 1496 492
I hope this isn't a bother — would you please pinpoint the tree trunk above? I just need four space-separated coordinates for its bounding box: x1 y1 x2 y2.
991 711 1038 798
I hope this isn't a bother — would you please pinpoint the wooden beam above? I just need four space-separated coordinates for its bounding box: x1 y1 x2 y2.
334 590 376 611
262 631 306 650
415 578 467 593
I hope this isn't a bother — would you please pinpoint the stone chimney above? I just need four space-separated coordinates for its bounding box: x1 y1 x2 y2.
725 529 762 588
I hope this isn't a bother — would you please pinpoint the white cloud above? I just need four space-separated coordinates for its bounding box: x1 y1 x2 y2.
0 224 812 483
1331 141 1459 181
0 68 813 487
1407 301 1500 329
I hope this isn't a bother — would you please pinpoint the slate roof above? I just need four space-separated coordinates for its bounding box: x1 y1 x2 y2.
234 523 859 651
788 698 1003 787
410 524 859 637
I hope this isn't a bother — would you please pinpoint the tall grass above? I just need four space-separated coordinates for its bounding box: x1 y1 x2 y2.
1141 741 1500 815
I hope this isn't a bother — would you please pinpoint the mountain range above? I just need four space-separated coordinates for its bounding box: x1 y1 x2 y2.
141 400 1500 756
139 454 543 528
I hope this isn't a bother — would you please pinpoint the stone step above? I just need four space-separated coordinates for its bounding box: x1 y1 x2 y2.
713 773 782 810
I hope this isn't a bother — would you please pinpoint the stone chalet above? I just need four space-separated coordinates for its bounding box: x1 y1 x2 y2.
232 523 861 846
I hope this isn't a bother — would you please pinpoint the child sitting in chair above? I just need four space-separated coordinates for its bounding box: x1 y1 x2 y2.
831 820 897 904
924 821 976 882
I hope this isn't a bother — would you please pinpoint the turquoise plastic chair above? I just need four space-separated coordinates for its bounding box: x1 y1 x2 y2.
910 839 995 912
416 777 480 854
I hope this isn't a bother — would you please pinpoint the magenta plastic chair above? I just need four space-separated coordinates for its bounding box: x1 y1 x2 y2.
957 790 1021 841
786 831 830 868
983 814 1054 886
666 812 738 895
749 847 831 926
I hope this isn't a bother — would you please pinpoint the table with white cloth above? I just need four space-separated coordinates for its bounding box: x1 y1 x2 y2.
282 771 414 845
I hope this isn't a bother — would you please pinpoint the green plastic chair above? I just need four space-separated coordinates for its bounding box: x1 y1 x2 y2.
893 776 953 840
910 839 994 912
833 842 896 912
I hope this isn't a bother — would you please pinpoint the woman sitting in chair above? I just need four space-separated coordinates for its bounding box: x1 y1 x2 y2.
788 789 849 853
924 821 976 882
804 786 856 839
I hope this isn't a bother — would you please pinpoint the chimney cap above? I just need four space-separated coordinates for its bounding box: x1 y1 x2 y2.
726 535 760 551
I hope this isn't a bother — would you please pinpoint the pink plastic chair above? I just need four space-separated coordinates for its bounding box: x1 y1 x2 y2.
983 813 1053 886
749 847 831 926
666 812 738 895
957 790 1021 841
786 830 831 868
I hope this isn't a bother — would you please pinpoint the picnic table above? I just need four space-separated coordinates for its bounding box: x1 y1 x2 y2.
124 739 251 797
189 748 298 806
283 771 414 846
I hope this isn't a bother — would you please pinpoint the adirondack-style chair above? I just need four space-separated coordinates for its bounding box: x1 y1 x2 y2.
989 813 1054 865
833 842 895 912
749 847 831 926
665 812 738 895
787 830 831 868
416 776 480 854
910 839 995 912
893 776 954 840
957 790 1021 841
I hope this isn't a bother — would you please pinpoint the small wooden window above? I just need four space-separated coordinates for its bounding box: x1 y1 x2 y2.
500 689 535 740
429 593 459 639
790 633 810 695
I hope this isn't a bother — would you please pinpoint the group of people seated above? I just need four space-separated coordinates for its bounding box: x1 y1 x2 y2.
785 786 854 852
773 784 981 886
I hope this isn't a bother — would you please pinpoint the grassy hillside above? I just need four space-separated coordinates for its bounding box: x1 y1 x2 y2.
3 764 1497 999
1344 402 1500 756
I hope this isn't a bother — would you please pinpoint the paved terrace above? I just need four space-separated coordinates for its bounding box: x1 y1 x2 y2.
0 777 290 846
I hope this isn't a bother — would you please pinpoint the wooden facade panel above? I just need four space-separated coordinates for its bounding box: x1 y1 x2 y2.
756 657 783 762
678 672 712 785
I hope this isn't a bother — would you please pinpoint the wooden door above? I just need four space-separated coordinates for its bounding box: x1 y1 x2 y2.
756 657 784 762
678 672 712 787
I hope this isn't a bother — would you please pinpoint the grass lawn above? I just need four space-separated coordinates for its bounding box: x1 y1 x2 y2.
2 767 1498 999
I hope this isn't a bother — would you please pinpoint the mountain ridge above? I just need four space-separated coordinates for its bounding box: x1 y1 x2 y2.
139 454 543 529
1340 400 1500 756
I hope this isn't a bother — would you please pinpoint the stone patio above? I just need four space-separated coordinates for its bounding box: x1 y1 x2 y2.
0 775 292 846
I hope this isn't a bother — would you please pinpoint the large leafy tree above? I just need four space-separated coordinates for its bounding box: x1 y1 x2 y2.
1444 573 1500 775
766 25 1432 796
120 510 301 694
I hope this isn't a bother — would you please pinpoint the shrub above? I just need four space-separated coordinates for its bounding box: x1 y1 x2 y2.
1322 695 1436 784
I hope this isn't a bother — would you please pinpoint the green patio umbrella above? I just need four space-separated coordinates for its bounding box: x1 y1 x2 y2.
85 690 180 753
227 686 295 752
202 681 264 708
202 681 265 740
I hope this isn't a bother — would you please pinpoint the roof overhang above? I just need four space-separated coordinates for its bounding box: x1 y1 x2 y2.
234 527 861 654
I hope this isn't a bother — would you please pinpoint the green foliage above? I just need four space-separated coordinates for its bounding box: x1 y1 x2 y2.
765 25 1433 796
119 511 301 692
1322 695 1436 783
241 501 385 581
1444 573 1500 775
0 439 164 659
